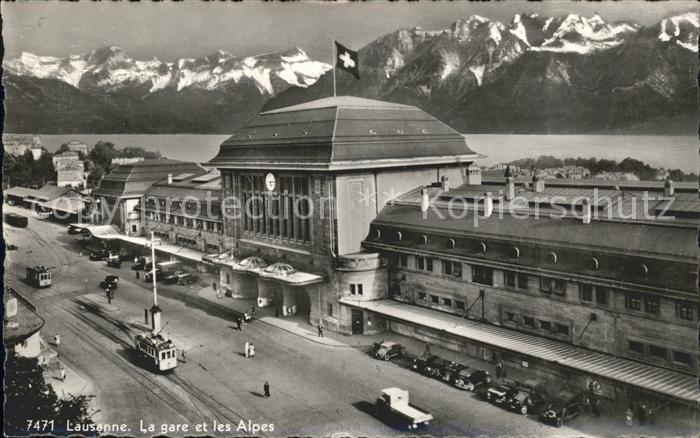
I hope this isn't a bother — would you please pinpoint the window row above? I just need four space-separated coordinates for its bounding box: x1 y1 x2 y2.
504 311 570 338
350 283 364 296
145 211 222 232
416 292 466 312
392 253 696 322
627 340 694 367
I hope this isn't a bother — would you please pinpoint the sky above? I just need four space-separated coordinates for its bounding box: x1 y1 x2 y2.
2 1 696 63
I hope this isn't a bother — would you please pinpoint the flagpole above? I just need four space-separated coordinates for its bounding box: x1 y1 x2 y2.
332 39 336 97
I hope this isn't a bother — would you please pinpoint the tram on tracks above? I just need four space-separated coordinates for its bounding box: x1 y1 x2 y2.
26 266 52 288
134 332 178 372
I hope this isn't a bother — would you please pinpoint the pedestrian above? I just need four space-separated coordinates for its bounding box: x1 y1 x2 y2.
625 406 634 426
236 318 242 331
136 270 140 279
263 381 270 399
251 306 256 316
424 343 431 356
54 333 61 347
317 325 324 338
59 365 66 381
181 349 187 363
245 342 250 358
495 360 504 379
275 307 279 318
638 403 647 426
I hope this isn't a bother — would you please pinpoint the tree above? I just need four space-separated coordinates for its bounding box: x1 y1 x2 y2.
89 141 118 171
31 152 58 187
86 164 105 189
57 143 71 154
4 354 94 435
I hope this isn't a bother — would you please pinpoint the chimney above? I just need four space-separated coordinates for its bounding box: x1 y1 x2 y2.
504 166 515 201
167 173 173 184
664 178 674 197
483 192 493 218
466 166 482 185
582 197 591 224
441 176 450 192
421 188 430 212
533 172 545 193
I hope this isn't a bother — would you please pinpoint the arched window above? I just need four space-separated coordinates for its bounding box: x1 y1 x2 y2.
395 231 402 242
512 246 520 259
640 263 649 279
479 242 487 253
589 257 600 270
421 235 429 245
447 239 456 249
548 252 558 264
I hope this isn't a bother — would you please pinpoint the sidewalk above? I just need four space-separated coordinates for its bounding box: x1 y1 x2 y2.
40 338 87 397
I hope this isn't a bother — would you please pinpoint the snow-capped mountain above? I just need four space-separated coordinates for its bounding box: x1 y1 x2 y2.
4 11 698 134
267 10 698 135
4 46 331 95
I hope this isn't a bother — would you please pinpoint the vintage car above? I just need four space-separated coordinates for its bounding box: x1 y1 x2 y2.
176 272 199 285
452 367 491 391
540 391 583 427
424 357 451 379
481 379 520 406
505 379 547 415
99 275 119 290
89 249 111 261
106 256 122 268
373 341 405 361
412 355 442 375
439 361 468 384
162 270 186 284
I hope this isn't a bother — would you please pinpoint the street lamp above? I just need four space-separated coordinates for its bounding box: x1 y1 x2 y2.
148 231 163 333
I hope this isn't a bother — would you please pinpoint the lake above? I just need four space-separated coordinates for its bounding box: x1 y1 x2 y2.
33 134 699 173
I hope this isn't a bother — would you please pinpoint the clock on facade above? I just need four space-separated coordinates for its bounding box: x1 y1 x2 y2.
265 173 276 191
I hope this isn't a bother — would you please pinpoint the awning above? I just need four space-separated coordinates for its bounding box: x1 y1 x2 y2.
82 225 121 239
210 253 325 286
38 197 85 215
115 235 207 264
340 298 700 404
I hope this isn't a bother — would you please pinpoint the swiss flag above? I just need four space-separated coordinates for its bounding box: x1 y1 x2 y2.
335 41 360 79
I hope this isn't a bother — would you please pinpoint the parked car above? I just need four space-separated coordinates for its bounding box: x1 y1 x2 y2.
106 256 122 268
373 341 405 361
540 391 583 427
89 249 110 261
424 357 451 379
7 244 18 251
99 275 119 290
440 361 467 384
506 379 547 415
162 270 185 284
453 367 491 391
481 379 520 406
176 272 199 285
376 388 433 430
412 355 442 375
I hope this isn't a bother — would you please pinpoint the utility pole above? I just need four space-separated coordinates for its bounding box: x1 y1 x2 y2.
149 231 162 333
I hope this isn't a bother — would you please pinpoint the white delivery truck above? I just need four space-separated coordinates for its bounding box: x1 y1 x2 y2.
376 387 433 430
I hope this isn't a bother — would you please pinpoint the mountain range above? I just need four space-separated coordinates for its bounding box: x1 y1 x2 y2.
3 11 698 135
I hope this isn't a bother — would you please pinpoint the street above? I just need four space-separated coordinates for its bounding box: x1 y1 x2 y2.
3 208 693 437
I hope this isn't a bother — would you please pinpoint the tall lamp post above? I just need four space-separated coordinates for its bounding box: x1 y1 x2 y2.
149 231 162 333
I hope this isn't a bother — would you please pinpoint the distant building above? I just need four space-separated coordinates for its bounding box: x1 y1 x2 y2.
3 134 41 157
595 171 640 181
111 157 144 166
57 161 86 188
555 165 591 180
52 151 81 169
92 159 207 235
65 140 89 155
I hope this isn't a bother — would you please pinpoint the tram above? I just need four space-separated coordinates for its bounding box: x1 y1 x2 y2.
26 266 52 288
134 332 178 372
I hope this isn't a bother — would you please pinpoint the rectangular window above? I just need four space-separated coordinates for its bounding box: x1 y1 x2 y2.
580 284 593 302
327 303 333 317
430 295 439 304
517 273 528 290
678 302 694 321
523 316 535 328
540 278 552 294
443 261 461 277
648 345 667 360
472 266 493 286
625 293 642 311
455 300 465 311
398 254 408 267
350 284 356 295
505 311 516 322
644 296 660 314
595 286 608 305
673 350 692 366
418 292 426 301
416 257 427 271
553 279 567 296
357 284 363 296
628 340 644 354
539 320 552 331
555 323 569 336
505 271 516 288
442 298 452 307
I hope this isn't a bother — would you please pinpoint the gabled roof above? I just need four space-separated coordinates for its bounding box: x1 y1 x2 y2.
94 159 206 198
25 185 73 202
210 96 479 170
